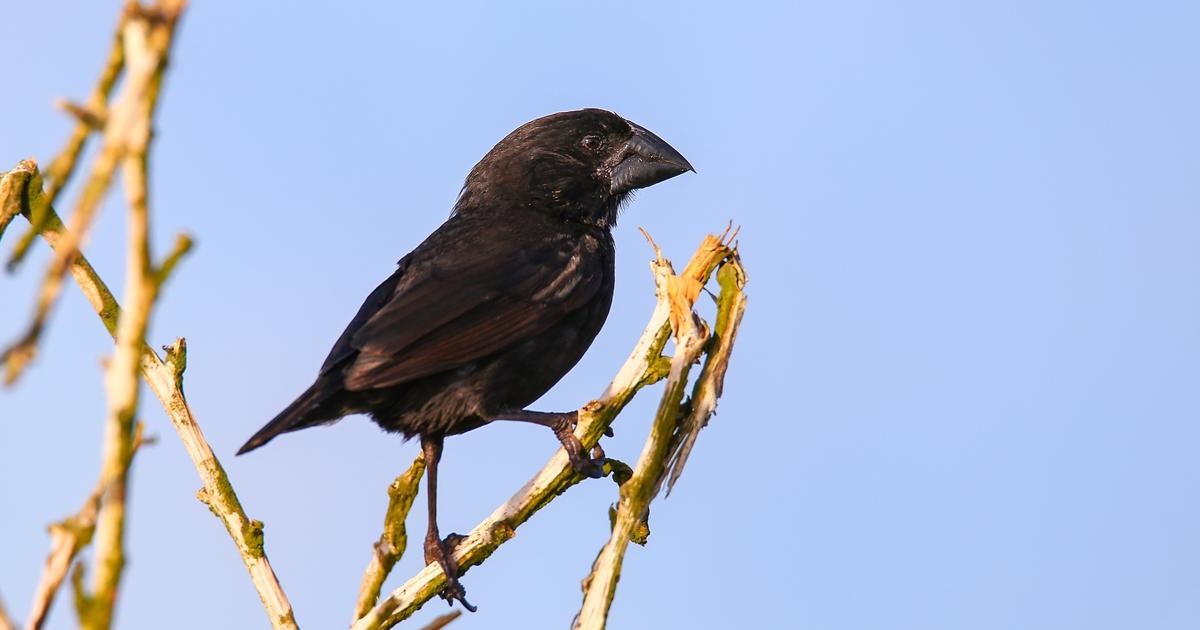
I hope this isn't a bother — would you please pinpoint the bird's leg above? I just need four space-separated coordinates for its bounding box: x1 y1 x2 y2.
494 410 607 478
420 435 477 612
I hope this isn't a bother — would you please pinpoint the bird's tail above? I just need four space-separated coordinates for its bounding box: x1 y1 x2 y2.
237 382 333 455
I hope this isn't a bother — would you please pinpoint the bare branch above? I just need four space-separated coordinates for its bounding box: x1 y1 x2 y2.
3 164 299 629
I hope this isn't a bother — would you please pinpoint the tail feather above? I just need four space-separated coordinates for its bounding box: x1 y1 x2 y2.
237 383 332 455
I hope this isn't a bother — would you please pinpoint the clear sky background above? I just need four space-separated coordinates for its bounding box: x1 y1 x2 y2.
2 1 1199 629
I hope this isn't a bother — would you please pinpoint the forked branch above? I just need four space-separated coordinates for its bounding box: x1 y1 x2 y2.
576 232 747 630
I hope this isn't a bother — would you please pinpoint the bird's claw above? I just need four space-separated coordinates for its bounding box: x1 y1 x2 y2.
555 424 605 479
425 534 477 612
439 577 476 612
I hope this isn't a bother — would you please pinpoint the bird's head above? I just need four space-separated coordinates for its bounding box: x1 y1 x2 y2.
455 108 694 228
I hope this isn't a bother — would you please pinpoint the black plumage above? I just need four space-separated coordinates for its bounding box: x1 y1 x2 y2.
237 108 692 609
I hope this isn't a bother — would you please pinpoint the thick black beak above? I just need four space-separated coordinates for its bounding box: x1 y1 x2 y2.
610 121 695 195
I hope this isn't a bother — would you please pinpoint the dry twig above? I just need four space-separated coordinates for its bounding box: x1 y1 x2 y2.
2 162 297 629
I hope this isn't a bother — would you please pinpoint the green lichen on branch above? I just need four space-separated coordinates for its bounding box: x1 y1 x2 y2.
195 458 265 559
382 456 426 556
606 504 650 546
354 453 426 620
639 354 674 388
163 337 188 388
456 522 517 574
244 520 266 559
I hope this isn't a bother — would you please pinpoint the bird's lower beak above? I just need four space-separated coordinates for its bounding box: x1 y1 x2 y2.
610 122 695 195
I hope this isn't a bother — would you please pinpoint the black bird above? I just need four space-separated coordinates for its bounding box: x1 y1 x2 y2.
237 108 693 609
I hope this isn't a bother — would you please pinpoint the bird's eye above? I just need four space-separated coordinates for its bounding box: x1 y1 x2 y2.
581 135 603 151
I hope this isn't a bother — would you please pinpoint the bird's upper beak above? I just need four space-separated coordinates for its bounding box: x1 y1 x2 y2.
609 121 695 195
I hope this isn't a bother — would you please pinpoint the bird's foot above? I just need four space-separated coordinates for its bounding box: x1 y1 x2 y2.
550 413 606 479
424 533 477 612
497 409 608 478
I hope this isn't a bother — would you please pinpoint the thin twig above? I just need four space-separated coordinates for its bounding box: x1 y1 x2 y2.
418 611 461 630
351 232 739 630
2 163 298 629
353 454 426 621
26 486 100 630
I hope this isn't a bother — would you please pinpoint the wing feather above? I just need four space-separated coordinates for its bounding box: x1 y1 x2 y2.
335 231 602 391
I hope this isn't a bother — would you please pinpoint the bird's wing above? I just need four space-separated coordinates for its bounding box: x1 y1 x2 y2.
324 233 603 391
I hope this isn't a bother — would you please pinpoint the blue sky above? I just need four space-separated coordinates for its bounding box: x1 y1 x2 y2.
3 1 1199 628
